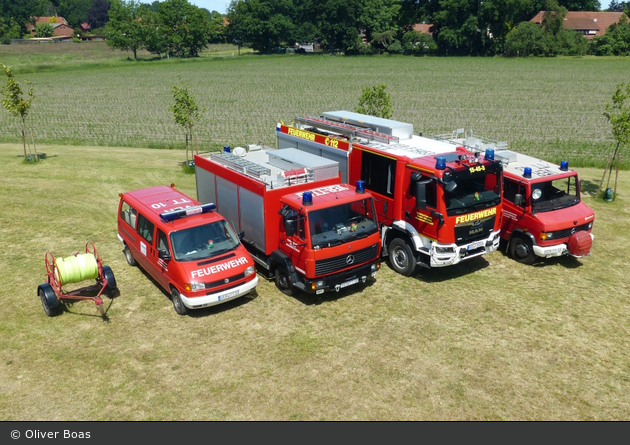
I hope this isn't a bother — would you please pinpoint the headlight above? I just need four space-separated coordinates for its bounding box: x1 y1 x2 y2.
311 280 325 290
435 246 454 253
587 222 593 229
244 266 255 276
186 282 205 292
371 262 380 272
540 232 553 240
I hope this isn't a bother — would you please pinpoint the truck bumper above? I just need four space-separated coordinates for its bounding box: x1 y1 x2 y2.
429 230 501 268
304 260 380 295
180 275 259 309
533 233 594 259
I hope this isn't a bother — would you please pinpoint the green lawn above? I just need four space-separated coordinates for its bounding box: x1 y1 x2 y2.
0 45 628 168
0 143 628 420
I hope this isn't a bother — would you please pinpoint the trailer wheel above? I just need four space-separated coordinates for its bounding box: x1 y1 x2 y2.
124 245 137 267
171 288 189 315
509 235 535 265
102 265 117 296
388 238 417 276
39 284 60 317
275 267 294 296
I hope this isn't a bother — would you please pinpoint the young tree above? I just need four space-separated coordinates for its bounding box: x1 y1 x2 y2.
1 64 38 161
34 22 54 37
169 77 205 164
599 82 630 199
355 84 393 119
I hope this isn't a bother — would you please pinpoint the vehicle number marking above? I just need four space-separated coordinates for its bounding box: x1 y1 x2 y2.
469 165 486 174
218 289 240 301
340 278 359 289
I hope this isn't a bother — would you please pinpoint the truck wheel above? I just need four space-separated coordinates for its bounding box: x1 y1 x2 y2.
171 288 189 315
102 265 117 297
124 245 137 267
39 284 60 317
275 267 294 296
509 235 536 265
388 238 417 276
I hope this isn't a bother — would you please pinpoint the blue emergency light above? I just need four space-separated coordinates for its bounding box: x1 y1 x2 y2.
160 203 216 222
435 156 446 170
223 145 230 153
523 167 532 178
485 148 495 161
356 180 365 193
302 191 313 206
560 160 569 171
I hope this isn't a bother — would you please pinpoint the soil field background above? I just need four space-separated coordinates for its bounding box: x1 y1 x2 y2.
0 43 629 168
0 143 628 421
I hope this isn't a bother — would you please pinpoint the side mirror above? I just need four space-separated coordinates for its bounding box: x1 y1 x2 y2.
444 181 457 194
514 193 523 207
158 249 171 261
414 181 427 210
238 231 244 240
284 218 295 237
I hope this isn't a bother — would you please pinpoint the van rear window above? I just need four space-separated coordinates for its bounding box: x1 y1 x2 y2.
121 201 138 229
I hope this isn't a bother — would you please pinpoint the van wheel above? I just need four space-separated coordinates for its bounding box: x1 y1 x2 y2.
388 238 417 276
124 245 137 267
509 235 536 265
171 288 189 315
275 267 294 296
39 284 60 317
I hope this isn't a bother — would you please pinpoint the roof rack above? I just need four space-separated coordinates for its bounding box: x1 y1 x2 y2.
210 152 271 179
295 115 400 144
431 129 508 152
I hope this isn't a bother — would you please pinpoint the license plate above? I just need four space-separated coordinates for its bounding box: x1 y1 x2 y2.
218 289 240 301
468 241 484 251
340 278 359 289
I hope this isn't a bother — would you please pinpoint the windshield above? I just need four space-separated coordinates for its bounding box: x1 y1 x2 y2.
170 220 240 262
531 175 580 213
309 198 378 249
445 168 502 216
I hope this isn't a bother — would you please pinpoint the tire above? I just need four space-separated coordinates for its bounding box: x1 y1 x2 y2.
124 245 137 267
509 235 536 265
387 238 417 276
171 288 189 315
102 265 117 297
39 284 60 317
274 267 294 296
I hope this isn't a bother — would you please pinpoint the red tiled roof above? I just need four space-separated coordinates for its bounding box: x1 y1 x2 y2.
31 16 69 27
530 11 627 38
412 23 435 35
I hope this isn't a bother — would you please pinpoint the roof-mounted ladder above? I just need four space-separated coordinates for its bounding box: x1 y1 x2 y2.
295 115 400 144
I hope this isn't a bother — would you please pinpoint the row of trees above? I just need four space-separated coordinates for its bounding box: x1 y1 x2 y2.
223 0 630 56
104 0 225 58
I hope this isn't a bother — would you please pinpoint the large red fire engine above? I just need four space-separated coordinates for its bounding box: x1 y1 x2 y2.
431 129 594 264
193 146 381 295
276 111 504 276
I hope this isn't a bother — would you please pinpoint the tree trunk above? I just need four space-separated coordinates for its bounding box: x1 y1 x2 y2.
30 127 38 162
193 131 198 155
598 143 618 196
185 133 189 164
614 151 620 197
21 128 27 159
133 48 137 60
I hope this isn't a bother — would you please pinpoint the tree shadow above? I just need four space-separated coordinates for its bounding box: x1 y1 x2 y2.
580 178 600 197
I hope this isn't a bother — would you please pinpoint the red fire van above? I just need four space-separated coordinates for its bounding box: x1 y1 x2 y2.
117 185 258 314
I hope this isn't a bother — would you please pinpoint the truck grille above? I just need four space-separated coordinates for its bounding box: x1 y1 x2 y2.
454 216 496 246
552 223 591 240
314 244 378 276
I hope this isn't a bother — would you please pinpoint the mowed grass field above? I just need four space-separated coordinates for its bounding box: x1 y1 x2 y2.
0 143 629 420
0 43 629 168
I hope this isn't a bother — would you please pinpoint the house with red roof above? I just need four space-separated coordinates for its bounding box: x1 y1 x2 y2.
530 11 628 39
28 16 75 38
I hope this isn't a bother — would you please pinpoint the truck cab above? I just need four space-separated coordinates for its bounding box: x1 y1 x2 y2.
431 130 595 264
117 185 258 314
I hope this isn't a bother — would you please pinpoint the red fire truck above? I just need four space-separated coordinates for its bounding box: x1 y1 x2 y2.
431 129 594 264
117 185 258 314
276 111 504 276
193 146 381 296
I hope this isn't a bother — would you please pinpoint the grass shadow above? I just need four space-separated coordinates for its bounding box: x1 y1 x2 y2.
411 256 490 283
